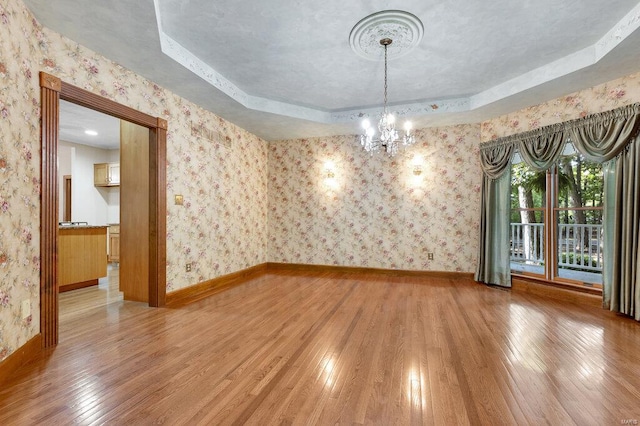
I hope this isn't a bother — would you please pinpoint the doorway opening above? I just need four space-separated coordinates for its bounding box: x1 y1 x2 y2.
57 100 134 322
39 72 167 348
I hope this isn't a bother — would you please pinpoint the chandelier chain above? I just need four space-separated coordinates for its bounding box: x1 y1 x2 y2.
383 43 388 112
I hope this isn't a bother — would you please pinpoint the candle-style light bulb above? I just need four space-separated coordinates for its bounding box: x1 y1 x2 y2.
387 114 395 125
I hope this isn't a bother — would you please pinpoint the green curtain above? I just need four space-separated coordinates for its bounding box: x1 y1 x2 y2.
602 160 616 309
606 142 640 320
475 170 512 286
476 140 514 287
568 104 640 319
478 103 640 312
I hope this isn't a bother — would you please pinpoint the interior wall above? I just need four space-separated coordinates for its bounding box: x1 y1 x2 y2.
481 72 640 140
57 144 72 219
105 189 120 224
0 0 42 362
268 124 482 271
0 0 269 362
59 140 115 225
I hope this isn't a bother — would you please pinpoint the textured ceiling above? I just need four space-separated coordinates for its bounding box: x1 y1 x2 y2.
23 0 640 141
60 100 120 150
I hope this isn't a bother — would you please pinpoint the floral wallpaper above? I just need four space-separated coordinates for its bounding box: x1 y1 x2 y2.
0 0 268 362
3 0 640 364
0 0 42 362
39 23 269 294
481 72 640 141
268 125 482 271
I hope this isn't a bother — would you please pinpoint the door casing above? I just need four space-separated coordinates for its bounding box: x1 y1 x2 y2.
39 72 167 348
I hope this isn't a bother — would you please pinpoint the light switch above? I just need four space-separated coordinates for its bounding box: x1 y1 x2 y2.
175 195 184 206
21 300 31 319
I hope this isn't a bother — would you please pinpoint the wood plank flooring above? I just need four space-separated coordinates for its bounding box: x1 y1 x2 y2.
2 271 640 425
59 264 122 323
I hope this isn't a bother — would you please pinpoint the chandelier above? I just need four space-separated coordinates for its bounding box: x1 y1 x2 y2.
359 38 415 157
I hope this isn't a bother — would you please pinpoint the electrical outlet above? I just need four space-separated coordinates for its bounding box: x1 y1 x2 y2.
427 252 434 261
185 263 192 272
21 300 31 319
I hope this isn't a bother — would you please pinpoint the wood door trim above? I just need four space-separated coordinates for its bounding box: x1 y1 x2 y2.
149 121 167 307
40 73 60 348
60 83 160 129
39 72 167 348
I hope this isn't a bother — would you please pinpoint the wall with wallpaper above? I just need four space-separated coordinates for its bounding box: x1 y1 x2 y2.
2 0 640 364
0 0 268 361
268 125 483 271
267 70 640 270
481 72 640 141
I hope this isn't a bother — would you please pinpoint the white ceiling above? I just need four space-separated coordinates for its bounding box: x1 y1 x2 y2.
60 100 120 150
24 0 640 141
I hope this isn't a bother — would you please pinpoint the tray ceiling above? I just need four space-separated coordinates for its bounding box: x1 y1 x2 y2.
23 0 640 140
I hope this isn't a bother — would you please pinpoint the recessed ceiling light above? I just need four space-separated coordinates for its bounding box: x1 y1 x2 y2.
85 130 98 136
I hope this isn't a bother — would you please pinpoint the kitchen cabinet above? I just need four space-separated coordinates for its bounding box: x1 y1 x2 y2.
58 226 108 292
94 162 120 187
108 224 120 263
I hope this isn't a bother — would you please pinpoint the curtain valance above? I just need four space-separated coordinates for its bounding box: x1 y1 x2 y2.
479 103 640 178
479 141 515 180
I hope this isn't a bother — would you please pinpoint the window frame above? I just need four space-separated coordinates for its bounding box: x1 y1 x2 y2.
510 157 604 290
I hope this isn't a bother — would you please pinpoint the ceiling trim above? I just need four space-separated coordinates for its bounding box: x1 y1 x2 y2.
153 1 640 124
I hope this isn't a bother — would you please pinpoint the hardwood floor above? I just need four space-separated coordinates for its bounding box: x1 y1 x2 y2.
59 264 122 322
2 271 640 424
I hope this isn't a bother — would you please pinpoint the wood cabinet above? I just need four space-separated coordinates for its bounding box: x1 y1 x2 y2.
58 226 108 292
94 162 120 187
108 224 120 263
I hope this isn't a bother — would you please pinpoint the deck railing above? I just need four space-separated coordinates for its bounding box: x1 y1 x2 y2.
510 223 544 266
557 223 603 272
510 223 603 273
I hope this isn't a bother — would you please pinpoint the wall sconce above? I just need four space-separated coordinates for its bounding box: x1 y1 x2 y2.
411 155 423 176
325 161 335 179
324 161 338 191
409 155 425 192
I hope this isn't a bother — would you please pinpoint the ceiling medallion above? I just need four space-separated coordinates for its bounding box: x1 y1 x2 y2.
349 10 424 60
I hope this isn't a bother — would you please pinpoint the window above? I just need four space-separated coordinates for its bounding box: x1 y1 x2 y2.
510 144 604 287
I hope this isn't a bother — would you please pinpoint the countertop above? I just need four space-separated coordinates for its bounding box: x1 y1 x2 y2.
59 225 109 230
